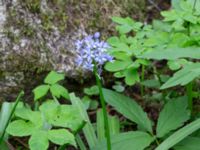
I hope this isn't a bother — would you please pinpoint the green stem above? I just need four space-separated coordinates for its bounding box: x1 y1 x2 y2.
141 65 145 97
186 82 193 112
94 64 112 150
0 91 24 144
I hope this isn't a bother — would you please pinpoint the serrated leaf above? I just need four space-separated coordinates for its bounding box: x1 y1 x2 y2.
29 130 49 150
50 84 69 99
6 120 36 137
103 89 152 133
92 131 154 150
44 71 65 85
161 63 200 89
155 118 200 150
156 97 190 138
48 129 76 146
33 85 49 101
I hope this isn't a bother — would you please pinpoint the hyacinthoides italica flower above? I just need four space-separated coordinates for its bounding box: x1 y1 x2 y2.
75 32 112 150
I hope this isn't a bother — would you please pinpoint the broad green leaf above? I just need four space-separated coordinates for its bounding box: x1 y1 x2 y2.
161 63 200 89
141 79 161 88
50 84 69 99
139 47 200 60
29 130 49 150
6 120 35 137
156 97 190 138
15 108 43 127
155 118 200 150
105 60 132 72
69 93 97 149
84 85 99 96
48 129 76 146
33 85 49 101
103 89 152 133
92 131 154 150
40 100 83 131
174 136 200 150
44 71 65 85
124 68 140 85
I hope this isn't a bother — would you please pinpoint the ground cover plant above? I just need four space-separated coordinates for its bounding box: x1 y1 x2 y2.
1 0 200 149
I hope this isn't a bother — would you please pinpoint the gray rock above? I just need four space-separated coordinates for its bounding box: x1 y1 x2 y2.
0 0 146 101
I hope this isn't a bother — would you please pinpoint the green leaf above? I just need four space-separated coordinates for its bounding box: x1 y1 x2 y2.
44 71 65 85
50 84 69 99
29 130 49 150
15 107 43 127
92 131 154 150
69 93 97 149
48 129 76 146
84 85 99 96
6 120 36 137
0 102 13 136
97 109 120 140
174 136 200 150
103 89 152 133
33 85 49 101
156 97 190 138
124 68 140 85
139 47 200 60
141 79 161 88
161 63 200 89
105 60 132 72
39 100 83 131
155 118 200 150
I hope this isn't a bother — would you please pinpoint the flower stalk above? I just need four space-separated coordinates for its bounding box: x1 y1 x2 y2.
94 63 111 150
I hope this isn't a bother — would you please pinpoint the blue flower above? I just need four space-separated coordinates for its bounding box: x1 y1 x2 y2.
75 32 113 71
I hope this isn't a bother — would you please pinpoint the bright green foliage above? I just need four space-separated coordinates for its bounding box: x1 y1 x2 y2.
50 84 69 99
48 129 76 146
97 109 120 140
156 97 190 138
112 17 143 34
139 47 200 60
29 131 49 150
44 71 65 85
6 100 83 150
92 131 154 150
33 71 69 101
84 85 99 96
103 88 152 133
33 85 50 100
156 118 200 150
69 93 98 149
161 63 200 89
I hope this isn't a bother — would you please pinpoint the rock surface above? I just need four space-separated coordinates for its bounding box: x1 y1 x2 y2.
0 0 146 101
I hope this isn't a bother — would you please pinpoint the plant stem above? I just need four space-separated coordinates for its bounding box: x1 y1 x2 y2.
0 91 24 144
186 82 193 112
141 65 145 97
94 64 112 150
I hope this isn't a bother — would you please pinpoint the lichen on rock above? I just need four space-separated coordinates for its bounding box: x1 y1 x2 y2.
0 0 146 101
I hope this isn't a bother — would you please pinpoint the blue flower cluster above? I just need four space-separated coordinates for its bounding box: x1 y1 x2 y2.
75 32 113 71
